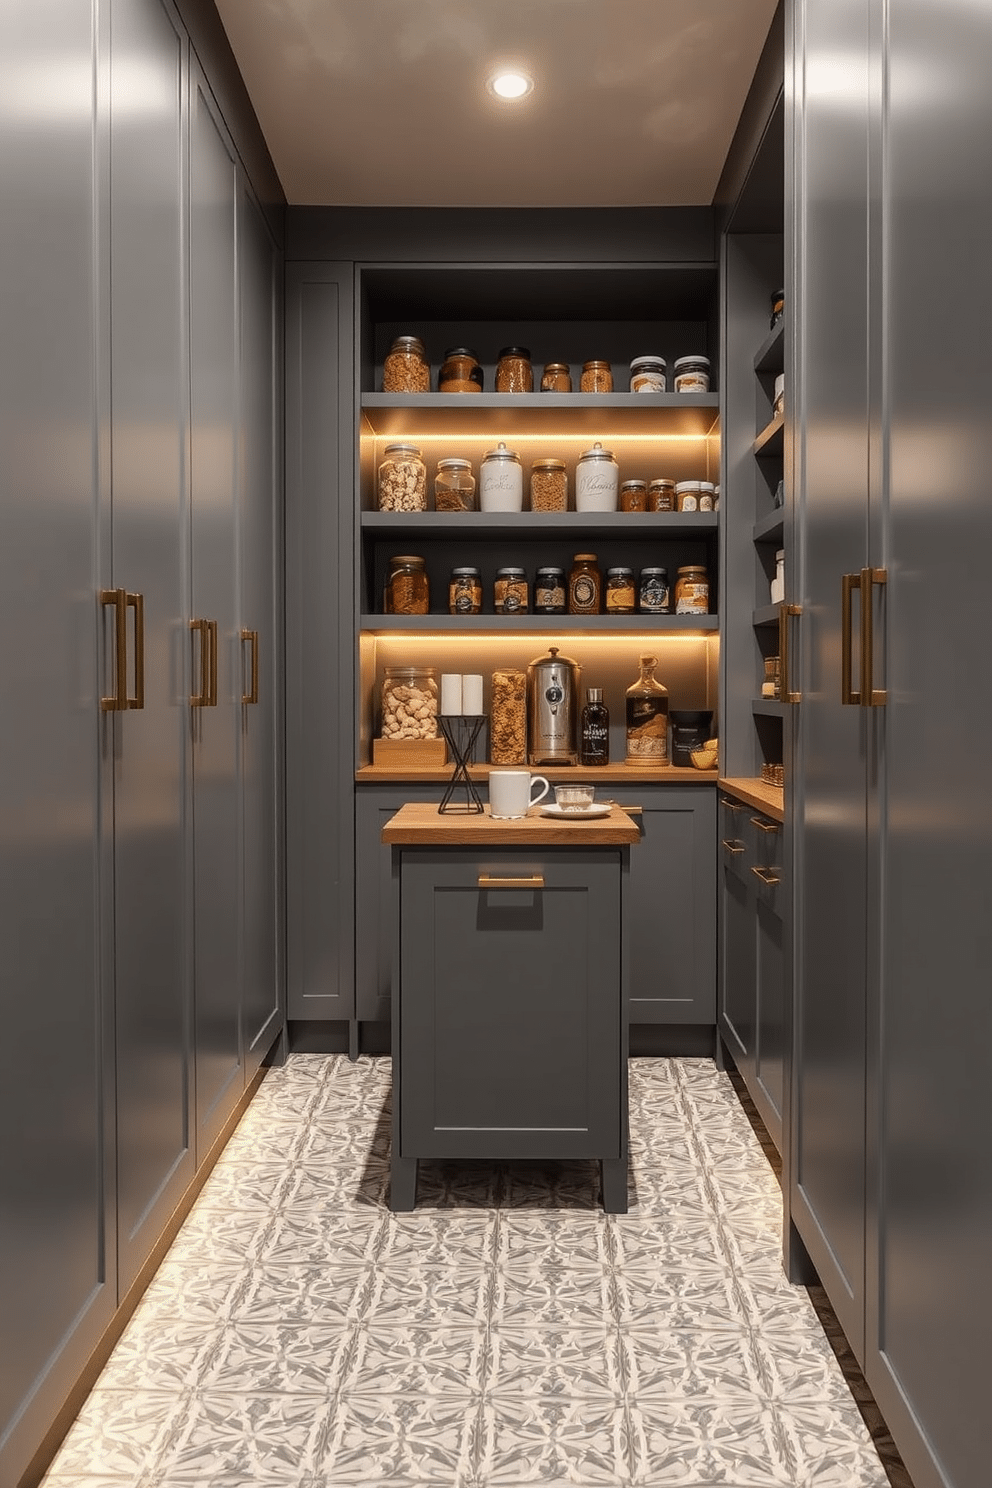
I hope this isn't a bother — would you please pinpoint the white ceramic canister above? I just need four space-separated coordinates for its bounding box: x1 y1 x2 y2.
575 442 619 512
479 442 523 511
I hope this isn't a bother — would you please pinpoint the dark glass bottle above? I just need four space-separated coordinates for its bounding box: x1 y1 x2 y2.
580 686 610 766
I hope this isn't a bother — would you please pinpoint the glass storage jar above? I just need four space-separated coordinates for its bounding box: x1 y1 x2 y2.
382 335 430 393
575 442 619 512
384 555 429 615
672 354 711 393
530 458 568 511
494 567 529 614
580 359 613 392
619 479 647 512
434 457 476 511
377 443 427 511
479 442 523 511
674 565 710 615
495 346 533 393
629 355 667 392
540 362 572 392
568 553 602 615
605 567 636 614
381 665 439 740
534 567 566 614
698 481 716 512
449 566 482 615
647 477 676 511
675 480 700 512
438 347 482 393
639 567 671 613
625 654 669 767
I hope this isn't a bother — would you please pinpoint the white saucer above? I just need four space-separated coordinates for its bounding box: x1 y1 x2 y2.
540 802 612 819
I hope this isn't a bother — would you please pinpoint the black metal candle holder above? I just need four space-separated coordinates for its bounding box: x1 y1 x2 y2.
437 714 487 814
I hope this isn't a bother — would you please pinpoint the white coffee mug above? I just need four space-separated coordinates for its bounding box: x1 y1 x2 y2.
488 769 550 819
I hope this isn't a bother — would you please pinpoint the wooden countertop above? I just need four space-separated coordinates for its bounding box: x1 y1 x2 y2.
718 777 785 821
381 801 641 846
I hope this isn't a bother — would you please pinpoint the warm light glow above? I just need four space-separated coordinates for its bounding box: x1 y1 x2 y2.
488 70 533 100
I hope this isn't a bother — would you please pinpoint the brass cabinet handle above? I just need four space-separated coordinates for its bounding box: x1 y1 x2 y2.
477 874 545 890
208 620 218 706
751 865 781 886
126 592 144 709
864 567 887 707
778 601 802 703
750 815 780 834
603 802 643 816
190 618 210 707
241 628 259 704
100 588 128 711
842 571 862 705
721 839 746 854
720 796 747 812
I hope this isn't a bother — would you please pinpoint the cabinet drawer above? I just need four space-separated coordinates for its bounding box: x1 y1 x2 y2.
748 811 784 908
720 794 753 879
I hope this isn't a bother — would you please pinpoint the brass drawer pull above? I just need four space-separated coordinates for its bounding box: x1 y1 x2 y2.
721 839 746 854
751 865 781 886
750 816 780 834
241 627 259 705
100 588 127 712
190 618 210 708
126 592 144 709
478 874 544 890
720 796 747 812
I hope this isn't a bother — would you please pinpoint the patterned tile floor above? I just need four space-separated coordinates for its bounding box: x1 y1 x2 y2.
40 1056 909 1487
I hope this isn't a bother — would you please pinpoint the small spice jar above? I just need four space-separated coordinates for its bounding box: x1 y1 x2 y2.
619 479 647 512
449 566 482 615
575 442 619 512
580 359 614 392
698 482 716 512
382 335 430 393
773 373 785 419
479 442 523 511
629 355 667 392
647 477 676 512
540 362 572 392
672 355 711 393
495 346 533 393
675 480 700 512
770 288 785 330
384 555 429 615
568 554 602 615
438 347 483 393
605 567 637 614
530 458 568 512
381 666 438 740
674 564 710 614
534 567 567 614
434 457 476 511
494 567 529 614
639 567 671 613
377 444 427 511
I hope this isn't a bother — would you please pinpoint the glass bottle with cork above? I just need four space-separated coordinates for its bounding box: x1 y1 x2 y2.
625 654 670 767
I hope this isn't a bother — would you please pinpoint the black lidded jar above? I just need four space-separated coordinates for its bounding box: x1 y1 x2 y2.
669 710 714 766
580 687 610 766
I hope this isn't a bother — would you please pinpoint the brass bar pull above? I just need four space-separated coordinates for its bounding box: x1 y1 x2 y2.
190 618 209 707
779 602 802 704
100 588 127 711
477 874 545 890
751 865 781 886
842 572 862 705
720 796 747 812
864 567 887 706
241 628 259 705
208 620 218 706
126 592 144 709
721 839 746 854
603 802 643 816
749 816 780 834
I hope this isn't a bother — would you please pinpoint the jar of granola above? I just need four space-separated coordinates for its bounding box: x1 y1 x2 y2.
377 444 427 511
530 458 568 512
382 336 430 393
580 360 613 392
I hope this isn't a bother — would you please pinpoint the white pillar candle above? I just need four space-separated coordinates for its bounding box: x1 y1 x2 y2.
461 674 483 715
440 673 462 715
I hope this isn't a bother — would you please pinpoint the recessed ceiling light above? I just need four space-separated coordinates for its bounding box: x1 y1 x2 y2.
488 69 533 100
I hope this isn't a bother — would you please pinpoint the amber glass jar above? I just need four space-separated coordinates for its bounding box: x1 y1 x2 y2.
530 459 568 512
580 359 613 392
647 477 676 512
382 336 430 393
568 553 602 615
384 555 429 615
674 565 710 614
495 346 533 393
448 567 482 615
438 347 482 393
619 479 647 512
494 568 529 614
605 567 637 614
540 362 572 392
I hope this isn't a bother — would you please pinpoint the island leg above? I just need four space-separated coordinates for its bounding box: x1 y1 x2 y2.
390 1153 418 1212
600 1157 628 1214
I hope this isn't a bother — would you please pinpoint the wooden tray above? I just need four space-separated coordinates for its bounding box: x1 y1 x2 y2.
372 737 448 767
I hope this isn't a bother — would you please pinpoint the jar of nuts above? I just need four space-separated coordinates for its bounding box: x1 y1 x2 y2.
384 555 429 615
380 666 439 741
580 360 613 392
378 444 427 511
382 335 430 393
530 458 568 512
434 457 476 511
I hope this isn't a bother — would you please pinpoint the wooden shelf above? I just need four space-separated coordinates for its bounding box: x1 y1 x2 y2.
718 776 784 821
360 391 721 437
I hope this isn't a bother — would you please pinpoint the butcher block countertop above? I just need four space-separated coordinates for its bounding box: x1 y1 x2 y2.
381 801 641 846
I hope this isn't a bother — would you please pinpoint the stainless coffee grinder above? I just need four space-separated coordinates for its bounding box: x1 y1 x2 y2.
527 645 581 765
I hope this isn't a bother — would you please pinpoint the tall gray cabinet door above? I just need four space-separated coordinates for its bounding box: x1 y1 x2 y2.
788 0 873 1360
109 0 194 1298
865 7 992 1486
189 65 242 1154
0 6 114 1482
238 180 282 1077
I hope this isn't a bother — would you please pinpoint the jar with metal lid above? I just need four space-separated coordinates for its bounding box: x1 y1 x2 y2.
675 480 700 512
568 554 602 615
479 442 523 511
619 479 647 512
580 359 613 392
449 566 482 615
438 347 483 393
629 355 667 392
674 564 710 614
605 567 636 614
534 567 566 614
672 355 711 393
494 567 529 614
381 665 438 740
382 335 430 393
495 346 533 393
434 457 476 511
575 442 619 512
647 477 676 512
530 458 568 512
384 555 429 615
377 443 427 511
639 567 671 613
698 481 716 512
540 362 572 392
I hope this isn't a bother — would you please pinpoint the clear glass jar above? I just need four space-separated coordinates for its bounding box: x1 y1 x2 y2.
580 359 613 392
675 480 700 512
438 347 482 393
647 477 676 512
540 362 572 392
479 442 523 511
672 354 711 393
629 355 667 392
568 553 602 615
449 566 482 615
434 457 476 511
494 567 529 614
381 665 438 740
382 335 430 393
698 482 716 512
575 442 619 512
495 346 533 393
674 565 710 614
639 567 671 614
605 567 636 614
530 459 568 512
534 567 566 614
619 479 647 512
377 443 426 511
384 555 429 615
625 654 669 767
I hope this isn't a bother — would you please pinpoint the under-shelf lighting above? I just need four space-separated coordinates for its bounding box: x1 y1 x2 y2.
488 69 533 100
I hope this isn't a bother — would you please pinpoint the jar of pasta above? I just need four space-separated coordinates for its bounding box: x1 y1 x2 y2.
580 360 613 392
495 347 533 393
530 458 568 512
382 336 430 393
